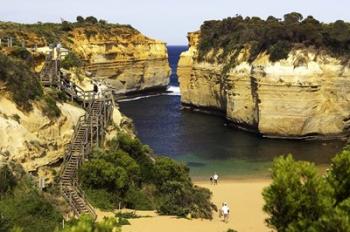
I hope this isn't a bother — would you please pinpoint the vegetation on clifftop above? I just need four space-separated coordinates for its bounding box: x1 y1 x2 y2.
0 16 139 48
198 12 350 63
263 147 350 231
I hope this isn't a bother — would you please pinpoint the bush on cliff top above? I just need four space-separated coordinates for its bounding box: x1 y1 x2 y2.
198 12 350 63
79 133 216 219
0 53 43 111
0 18 138 48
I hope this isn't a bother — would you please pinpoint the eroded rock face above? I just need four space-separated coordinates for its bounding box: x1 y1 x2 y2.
178 32 350 139
0 24 171 94
0 97 84 172
68 29 171 94
0 95 126 177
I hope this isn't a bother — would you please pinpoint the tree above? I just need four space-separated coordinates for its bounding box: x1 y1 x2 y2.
61 21 72 31
268 41 291 62
283 12 303 24
79 159 128 191
99 19 107 25
263 150 350 232
85 16 98 24
263 155 330 232
76 16 84 23
327 149 350 205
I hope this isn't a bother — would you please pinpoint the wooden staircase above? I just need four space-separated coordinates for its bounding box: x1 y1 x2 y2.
40 49 114 219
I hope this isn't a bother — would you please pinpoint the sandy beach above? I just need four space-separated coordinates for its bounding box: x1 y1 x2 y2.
121 179 271 232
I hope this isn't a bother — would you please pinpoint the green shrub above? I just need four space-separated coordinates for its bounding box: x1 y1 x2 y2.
76 16 84 23
263 151 350 231
61 21 72 32
268 41 292 62
0 178 62 232
41 95 61 119
84 188 118 210
79 134 216 219
117 133 155 182
327 149 350 205
227 229 238 232
124 186 154 210
153 157 191 187
85 16 98 24
11 114 21 124
0 211 11 231
61 52 82 69
115 211 140 219
59 214 120 232
0 54 43 111
10 47 33 64
80 159 128 191
0 165 17 196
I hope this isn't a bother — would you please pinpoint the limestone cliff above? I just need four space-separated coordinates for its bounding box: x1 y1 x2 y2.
0 96 84 174
0 22 171 94
68 27 171 94
178 32 350 139
0 93 126 179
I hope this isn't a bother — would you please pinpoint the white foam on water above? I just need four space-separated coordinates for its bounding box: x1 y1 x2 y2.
117 94 162 102
166 86 181 96
117 85 181 102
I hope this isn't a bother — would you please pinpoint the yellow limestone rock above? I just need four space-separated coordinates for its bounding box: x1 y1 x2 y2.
66 28 171 94
0 97 85 172
178 33 350 139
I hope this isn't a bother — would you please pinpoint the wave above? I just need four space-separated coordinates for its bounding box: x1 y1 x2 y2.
118 86 181 102
166 86 181 96
117 86 181 102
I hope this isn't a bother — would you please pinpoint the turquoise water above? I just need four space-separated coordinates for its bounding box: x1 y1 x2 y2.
119 46 346 180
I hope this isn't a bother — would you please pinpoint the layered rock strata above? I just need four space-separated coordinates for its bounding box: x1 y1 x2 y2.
178 32 350 139
0 23 171 94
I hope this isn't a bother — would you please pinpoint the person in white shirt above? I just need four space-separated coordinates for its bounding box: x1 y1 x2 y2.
221 202 230 223
213 172 219 185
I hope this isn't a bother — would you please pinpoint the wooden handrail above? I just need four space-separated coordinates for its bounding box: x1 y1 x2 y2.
40 50 114 220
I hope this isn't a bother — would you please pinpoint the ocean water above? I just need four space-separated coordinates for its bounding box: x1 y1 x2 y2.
119 46 345 180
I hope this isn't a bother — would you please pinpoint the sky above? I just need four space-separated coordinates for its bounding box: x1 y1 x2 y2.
1 0 350 45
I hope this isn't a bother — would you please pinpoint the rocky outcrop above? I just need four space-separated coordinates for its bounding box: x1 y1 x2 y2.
0 93 125 178
0 23 171 94
68 28 171 94
0 96 84 173
178 32 350 139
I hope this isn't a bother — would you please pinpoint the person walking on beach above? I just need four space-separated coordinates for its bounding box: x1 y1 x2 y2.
213 172 219 185
220 202 230 223
210 175 213 185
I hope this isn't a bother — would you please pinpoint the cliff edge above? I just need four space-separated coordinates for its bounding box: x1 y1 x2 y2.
178 16 350 139
0 20 171 94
